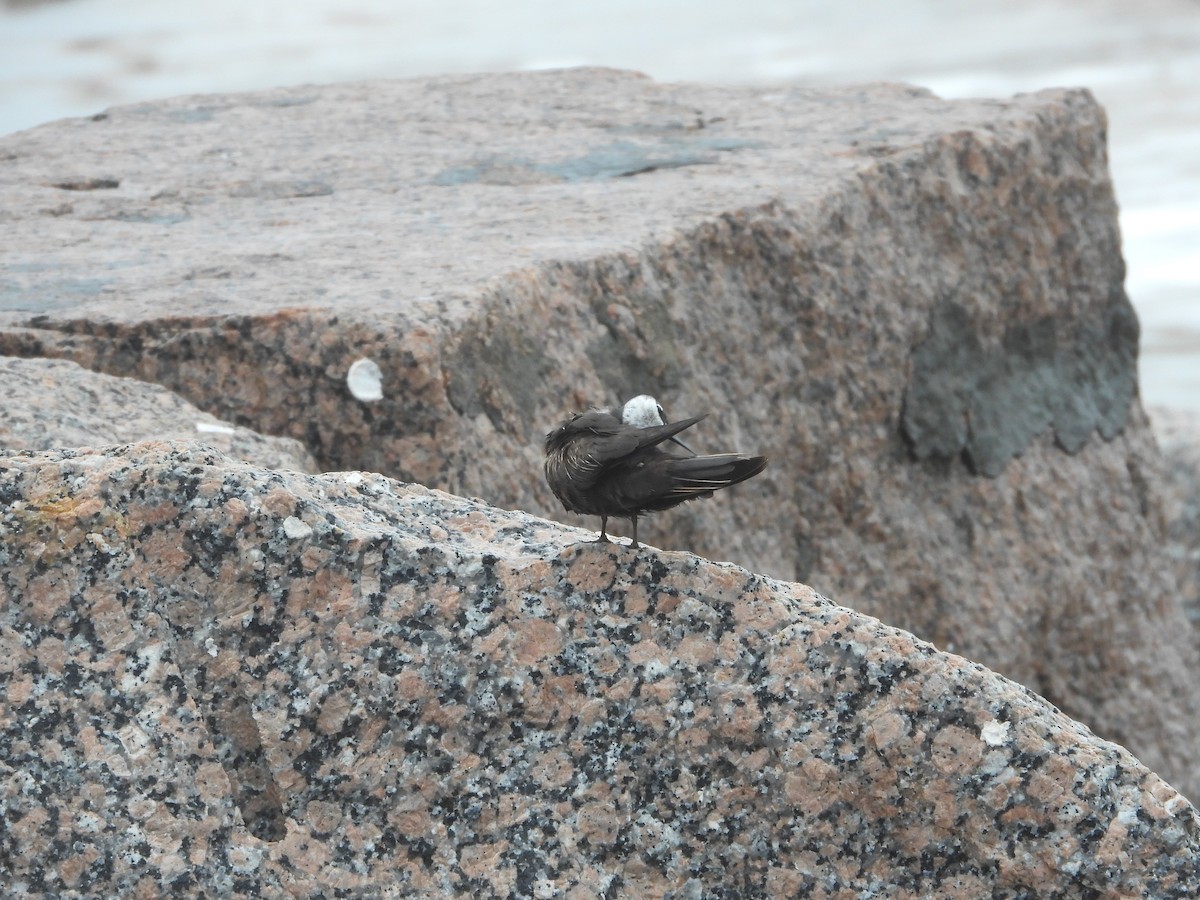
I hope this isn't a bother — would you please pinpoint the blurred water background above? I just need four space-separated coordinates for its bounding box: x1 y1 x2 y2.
1 0 1197 410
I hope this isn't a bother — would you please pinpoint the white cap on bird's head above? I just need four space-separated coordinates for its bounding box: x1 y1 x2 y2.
621 394 667 428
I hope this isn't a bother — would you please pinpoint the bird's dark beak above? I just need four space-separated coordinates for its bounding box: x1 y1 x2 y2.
669 435 695 455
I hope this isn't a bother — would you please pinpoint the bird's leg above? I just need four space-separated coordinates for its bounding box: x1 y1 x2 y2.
593 515 611 543
630 514 640 549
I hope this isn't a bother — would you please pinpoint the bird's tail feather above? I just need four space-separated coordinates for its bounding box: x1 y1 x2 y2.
666 454 768 495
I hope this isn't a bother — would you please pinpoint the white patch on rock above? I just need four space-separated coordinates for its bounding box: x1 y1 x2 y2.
195 421 237 434
229 842 265 874
117 724 151 759
87 532 116 554
347 358 383 402
283 516 312 539
641 658 671 679
1115 803 1140 826
981 720 1011 746
1165 792 1189 817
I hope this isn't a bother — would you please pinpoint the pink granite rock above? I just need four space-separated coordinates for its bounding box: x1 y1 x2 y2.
0 443 1196 897
1150 405 1200 636
0 69 1196 800
0 355 317 471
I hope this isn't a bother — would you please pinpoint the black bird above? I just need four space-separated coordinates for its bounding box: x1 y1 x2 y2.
544 396 768 548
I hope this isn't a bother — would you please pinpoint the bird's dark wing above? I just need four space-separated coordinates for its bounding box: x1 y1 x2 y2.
545 411 709 501
588 413 708 464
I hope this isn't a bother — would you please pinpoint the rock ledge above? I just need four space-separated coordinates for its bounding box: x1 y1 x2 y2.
1 443 1196 897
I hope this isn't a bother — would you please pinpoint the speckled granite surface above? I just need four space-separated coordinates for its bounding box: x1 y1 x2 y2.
1 70 1196 800
1 443 1196 897
0 355 317 472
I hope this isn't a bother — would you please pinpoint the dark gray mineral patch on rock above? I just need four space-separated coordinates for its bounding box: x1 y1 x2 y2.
901 292 1139 476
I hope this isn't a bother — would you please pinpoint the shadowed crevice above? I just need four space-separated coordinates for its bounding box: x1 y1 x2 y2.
167 632 288 842
204 686 288 842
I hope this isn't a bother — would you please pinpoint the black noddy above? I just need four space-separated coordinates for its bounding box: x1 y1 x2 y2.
544 395 768 549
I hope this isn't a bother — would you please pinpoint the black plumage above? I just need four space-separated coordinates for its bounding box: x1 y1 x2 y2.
544 405 768 548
